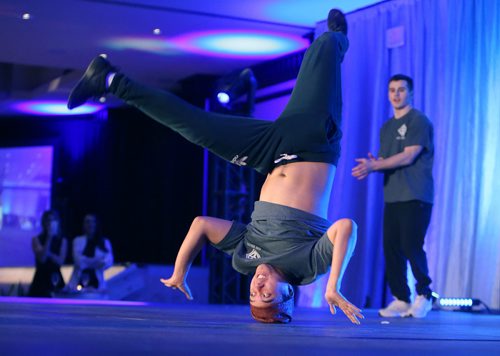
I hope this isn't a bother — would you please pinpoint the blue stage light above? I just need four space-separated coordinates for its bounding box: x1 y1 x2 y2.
214 68 257 115
439 298 479 307
217 92 230 104
439 298 474 307
437 296 492 314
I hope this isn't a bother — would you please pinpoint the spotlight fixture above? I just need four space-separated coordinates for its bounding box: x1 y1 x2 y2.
214 68 257 115
216 92 230 105
22 13 31 20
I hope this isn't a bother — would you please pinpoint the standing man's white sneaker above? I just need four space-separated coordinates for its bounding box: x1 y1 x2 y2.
406 295 433 318
379 299 411 317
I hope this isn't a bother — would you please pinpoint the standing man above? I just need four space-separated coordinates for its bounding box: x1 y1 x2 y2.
352 74 434 318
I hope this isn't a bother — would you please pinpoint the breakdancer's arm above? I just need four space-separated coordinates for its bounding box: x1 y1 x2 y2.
324 219 364 324
160 216 232 300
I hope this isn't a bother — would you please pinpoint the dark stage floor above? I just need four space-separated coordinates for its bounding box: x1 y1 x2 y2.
1 297 499 355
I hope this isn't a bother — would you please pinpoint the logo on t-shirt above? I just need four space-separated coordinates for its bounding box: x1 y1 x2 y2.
231 155 248 166
397 124 407 140
246 249 261 259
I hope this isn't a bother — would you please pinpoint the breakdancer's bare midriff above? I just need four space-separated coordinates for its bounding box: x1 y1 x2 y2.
259 161 336 219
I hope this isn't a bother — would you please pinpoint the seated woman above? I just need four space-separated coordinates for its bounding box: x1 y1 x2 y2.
29 210 68 297
67 214 113 291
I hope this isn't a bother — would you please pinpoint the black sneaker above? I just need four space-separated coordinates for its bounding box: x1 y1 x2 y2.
327 9 348 35
67 55 117 109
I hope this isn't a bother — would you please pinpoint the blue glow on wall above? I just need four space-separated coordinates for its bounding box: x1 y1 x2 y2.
13 101 104 116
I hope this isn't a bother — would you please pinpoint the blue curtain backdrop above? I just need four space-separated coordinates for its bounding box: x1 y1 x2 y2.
299 0 499 310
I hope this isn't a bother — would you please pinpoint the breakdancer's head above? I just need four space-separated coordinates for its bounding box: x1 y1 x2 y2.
328 9 348 35
249 264 294 323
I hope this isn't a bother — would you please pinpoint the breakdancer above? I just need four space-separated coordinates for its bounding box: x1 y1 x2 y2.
68 9 363 324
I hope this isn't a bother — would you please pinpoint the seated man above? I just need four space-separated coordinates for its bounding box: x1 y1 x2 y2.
68 9 363 324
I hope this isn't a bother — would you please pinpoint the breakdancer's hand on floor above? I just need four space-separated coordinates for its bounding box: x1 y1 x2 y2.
159 217 232 301
325 289 364 324
160 275 193 300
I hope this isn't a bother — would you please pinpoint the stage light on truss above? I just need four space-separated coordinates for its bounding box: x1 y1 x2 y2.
214 68 257 115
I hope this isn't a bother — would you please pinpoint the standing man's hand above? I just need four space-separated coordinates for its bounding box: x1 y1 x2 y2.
352 152 378 179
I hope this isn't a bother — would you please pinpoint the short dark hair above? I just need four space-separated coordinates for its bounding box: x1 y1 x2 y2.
250 286 294 323
327 9 348 35
389 74 414 93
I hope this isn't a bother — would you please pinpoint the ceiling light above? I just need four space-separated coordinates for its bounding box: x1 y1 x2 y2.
103 37 178 56
172 30 309 59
